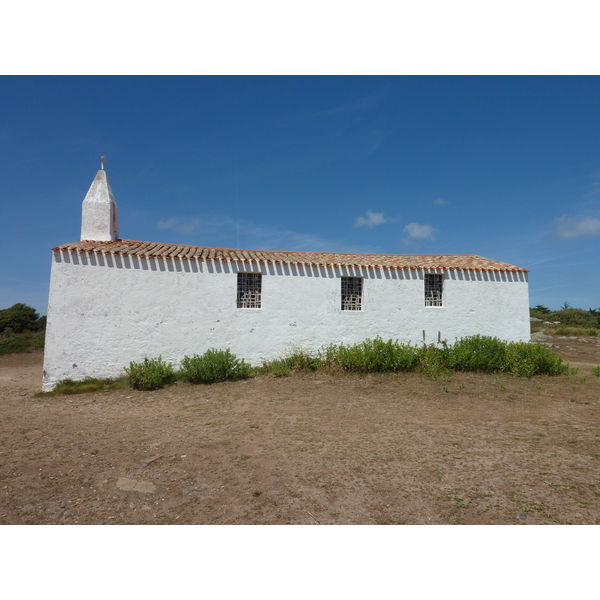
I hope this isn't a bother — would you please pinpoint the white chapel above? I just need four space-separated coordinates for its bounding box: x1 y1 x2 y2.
42 166 530 390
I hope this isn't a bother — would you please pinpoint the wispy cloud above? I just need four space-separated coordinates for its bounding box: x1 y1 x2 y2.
402 222 439 244
433 198 448 206
190 214 375 254
354 210 395 228
157 218 201 235
554 215 600 239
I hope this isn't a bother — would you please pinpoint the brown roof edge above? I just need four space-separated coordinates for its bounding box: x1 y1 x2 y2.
52 240 529 273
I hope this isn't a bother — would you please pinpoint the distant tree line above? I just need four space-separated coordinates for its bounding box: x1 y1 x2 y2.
530 303 600 329
0 304 46 336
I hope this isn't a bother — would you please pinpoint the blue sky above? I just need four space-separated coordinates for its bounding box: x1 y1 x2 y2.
2 76 600 315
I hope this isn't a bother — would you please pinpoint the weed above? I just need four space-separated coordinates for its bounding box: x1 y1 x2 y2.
592 366 600 378
321 337 421 374
125 356 176 391
179 348 252 384
36 376 128 396
555 326 599 337
262 348 322 377
0 331 45 356
265 361 292 377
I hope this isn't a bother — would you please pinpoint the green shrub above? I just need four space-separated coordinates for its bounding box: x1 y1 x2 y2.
446 335 508 373
551 308 599 329
504 342 569 377
263 349 322 377
591 366 600 378
0 331 45 356
125 356 176 391
321 337 421 373
264 359 292 377
179 348 252 384
309 335 568 378
554 326 598 337
0 303 46 334
416 344 449 377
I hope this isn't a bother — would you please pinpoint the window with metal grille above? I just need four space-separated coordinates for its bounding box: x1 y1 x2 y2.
237 273 262 308
424 273 443 307
341 276 362 311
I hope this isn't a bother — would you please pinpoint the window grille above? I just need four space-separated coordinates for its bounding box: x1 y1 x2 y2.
424 273 443 307
341 276 362 311
237 273 262 308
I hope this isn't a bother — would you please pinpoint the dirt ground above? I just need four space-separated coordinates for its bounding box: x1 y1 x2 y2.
1 335 599 525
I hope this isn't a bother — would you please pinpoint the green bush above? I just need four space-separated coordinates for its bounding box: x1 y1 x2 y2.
530 305 553 321
310 335 568 378
179 348 252 384
264 349 322 377
125 356 176 391
554 326 598 337
551 308 599 329
591 366 600 378
416 344 449 376
265 360 293 377
503 342 569 377
0 331 45 356
0 303 46 334
321 337 421 373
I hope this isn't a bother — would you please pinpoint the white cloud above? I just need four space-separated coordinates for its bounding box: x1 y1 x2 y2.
402 222 439 243
198 214 373 254
354 210 391 228
157 218 201 235
433 198 448 206
554 215 600 239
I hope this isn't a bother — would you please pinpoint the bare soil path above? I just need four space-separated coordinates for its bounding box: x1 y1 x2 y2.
1 337 599 525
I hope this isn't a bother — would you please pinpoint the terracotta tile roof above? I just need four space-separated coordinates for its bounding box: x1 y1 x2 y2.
54 239 529 272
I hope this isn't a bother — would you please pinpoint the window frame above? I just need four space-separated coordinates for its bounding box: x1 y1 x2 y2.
424 273 444 307
237 272 262 309
341 276 363 311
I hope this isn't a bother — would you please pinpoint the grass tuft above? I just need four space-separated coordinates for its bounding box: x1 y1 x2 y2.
261 348 323 377
36 376 128 397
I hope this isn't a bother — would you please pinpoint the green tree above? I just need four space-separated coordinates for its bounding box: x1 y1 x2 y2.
0 304 45 334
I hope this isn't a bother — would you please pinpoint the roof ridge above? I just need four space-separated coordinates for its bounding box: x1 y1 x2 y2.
89 239 482 259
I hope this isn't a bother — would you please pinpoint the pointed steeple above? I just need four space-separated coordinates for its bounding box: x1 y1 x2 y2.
81 160 119 242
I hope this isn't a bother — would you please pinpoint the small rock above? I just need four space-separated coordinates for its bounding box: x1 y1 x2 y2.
517 511 527 522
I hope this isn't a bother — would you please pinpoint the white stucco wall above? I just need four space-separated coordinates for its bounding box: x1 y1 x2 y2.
42 250 530 390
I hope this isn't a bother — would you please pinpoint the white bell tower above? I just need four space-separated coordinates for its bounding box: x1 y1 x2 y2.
80 156 119 242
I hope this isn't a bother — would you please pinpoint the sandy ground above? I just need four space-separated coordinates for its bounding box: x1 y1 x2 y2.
1 335 599 525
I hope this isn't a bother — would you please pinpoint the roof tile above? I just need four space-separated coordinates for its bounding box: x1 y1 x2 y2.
53 239 529 272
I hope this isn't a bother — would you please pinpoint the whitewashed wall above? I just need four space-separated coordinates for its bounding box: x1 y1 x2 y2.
42 250 530 390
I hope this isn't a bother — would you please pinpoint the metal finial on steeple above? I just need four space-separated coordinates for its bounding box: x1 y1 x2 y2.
101 155 106 170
